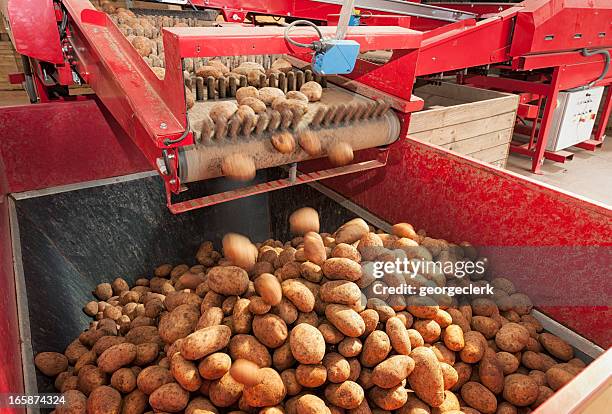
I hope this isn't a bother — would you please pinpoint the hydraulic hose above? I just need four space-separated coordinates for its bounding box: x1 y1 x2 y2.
567 48 610 92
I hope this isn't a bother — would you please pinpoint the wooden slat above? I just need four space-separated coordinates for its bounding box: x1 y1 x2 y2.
409 111 517 145
441 128 513 154
408 95 518 134
415 82 510 102
466 143 510 163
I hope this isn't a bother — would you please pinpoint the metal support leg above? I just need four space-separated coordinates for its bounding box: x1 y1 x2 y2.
593 85 612 142
531 68 562 174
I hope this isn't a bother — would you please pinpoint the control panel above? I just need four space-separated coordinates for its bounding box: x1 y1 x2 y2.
547 87 605 151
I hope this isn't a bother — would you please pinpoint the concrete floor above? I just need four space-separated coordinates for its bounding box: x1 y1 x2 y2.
506 139 612 206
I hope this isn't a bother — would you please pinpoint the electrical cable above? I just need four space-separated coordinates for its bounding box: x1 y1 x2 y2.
284 19 323 50
567 48 610 92
164 117 191 145
163 116 191 146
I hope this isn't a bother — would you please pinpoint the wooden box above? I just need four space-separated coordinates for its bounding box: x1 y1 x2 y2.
408 82 519 167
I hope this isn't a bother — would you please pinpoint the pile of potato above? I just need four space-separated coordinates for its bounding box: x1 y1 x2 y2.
34 208 586 414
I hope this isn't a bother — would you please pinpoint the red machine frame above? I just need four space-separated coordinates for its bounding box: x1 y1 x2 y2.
413 0 612 173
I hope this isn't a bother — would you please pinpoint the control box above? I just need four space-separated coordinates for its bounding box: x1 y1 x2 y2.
546 87 604 151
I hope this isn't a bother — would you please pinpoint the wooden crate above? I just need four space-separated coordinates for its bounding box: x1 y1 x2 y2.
0 21 25 93
408 82 519 168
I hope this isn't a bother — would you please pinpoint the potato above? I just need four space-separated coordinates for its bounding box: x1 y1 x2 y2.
532 385 554 408
369 384 408 410
408 347 445 407
295 394 329 414
391 223 418 240
328 142 354 166
300 81 323 102
503 374 539 406
65 339 89 365
442 324 465 351
180 325 232 360
460 331 486 363
229 334 272 367
273 297 299 324
98 343 137 373
371 355 414 388
471 316 500 339
460 381 497 414
136 365 172 395
478 349 504 394
209 372 244 407
290 208 320 235
231 298 252 334
86 385 121 414
164 291 201 312
77 365 106 395
495 322 530 352
360 330 391 368
131 36 152 56
253 313 288 348
35 352 69 376
282 279 315 312
259 87 286 105
243 367 287 407
149 382 189 412
539 333 574 361
325 381 364 409
447 308 470 333
303 232 326 265
207 266 250 296
110 367 136 393
384 317 411 356
496 351 520 375
414 319 442 343
244 297 270 317
545 366 575 391
320 280 361 305
230 359 261 386
321 352 349 383
296 363 327 387
322 258 362 281
185 396 219 414
221 153 256 181
171 353 202 392
193 352 230 380
496 402 518 414
158 304 199 344
236 86 259 103
400 393 431 414
197 65 224 79
237 97 265 115
223 233 258 271
254 273 282 306
270 57 292 73
325 304 366 337
439 362 458 390
271 131 296 154
290 323 325 364
56 389 87 414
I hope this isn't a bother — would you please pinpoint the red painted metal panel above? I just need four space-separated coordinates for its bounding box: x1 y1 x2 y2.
415 12 515 76
0 0 63 64
322 138 612 346
0 198 24 411
0 100 150 193
0 143 24 413
511 0 612 57
166 25 422 57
